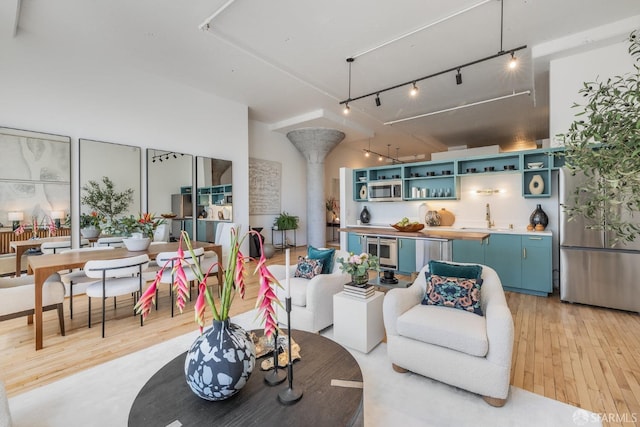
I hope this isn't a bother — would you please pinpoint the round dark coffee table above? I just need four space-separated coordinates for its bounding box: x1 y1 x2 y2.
128 329 363 426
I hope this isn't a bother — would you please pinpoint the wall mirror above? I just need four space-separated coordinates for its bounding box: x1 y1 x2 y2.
0 127 71 254
147 149 193 242
79 139 141 228
196 156 232 242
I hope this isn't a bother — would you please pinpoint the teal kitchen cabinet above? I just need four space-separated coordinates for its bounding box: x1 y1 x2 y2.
347 233 366 254
453 233 552 296
483 234 522 289
397 238 416 274
519 235 552 296
452 239 485 264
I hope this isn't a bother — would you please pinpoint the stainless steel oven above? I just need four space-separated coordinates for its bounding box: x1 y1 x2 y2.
366 237 398 270
368 180 402 202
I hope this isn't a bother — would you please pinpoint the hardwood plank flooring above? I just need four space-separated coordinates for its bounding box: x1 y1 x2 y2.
1 247 639 427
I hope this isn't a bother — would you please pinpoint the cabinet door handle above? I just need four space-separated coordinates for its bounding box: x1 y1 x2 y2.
399 240 403 249
528 237 543 240
523 247 527 259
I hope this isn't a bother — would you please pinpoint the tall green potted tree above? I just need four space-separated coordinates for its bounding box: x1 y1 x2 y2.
81 176 134 224
559 29 640 246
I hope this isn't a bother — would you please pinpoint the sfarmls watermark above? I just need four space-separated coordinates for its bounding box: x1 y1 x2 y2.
573 408 638 425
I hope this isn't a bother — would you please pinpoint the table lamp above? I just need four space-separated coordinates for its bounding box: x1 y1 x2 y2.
51 211 65 228
8 211 24 230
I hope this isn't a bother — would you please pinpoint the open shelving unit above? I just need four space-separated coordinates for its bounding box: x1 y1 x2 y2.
353 147 564 202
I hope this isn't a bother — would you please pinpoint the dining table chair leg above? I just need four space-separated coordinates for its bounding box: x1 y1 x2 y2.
56 303 65 336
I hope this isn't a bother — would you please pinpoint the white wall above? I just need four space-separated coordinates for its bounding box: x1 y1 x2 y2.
0 30 249 247
550 39 636 143
248 121 308 245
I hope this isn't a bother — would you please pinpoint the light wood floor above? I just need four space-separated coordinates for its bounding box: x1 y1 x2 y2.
1 247 639 427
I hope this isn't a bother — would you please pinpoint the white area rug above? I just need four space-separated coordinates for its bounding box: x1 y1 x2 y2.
9 310 601 427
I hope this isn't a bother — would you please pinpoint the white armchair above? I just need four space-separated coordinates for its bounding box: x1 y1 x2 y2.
268 249 350 333
0 273 66 336
383 262 514 406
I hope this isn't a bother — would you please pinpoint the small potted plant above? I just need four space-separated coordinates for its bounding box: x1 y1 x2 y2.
337 252 380 286
106 213 164 251
273 212 299 230
79 211 104 238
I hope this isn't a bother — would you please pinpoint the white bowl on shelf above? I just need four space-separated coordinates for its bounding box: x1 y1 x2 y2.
527 162 544 169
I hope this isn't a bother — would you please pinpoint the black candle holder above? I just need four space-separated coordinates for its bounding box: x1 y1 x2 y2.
264 328 286 386
278 297 303 404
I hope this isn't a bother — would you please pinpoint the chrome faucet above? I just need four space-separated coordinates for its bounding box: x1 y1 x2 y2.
485 203 494 228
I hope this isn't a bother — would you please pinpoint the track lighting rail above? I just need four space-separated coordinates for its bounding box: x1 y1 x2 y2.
339 44 526 106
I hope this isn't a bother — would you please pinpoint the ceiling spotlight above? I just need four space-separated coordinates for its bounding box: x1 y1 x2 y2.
455 68 462 85
410 82 419 97
152 158 156 163
173 153 177 159
375 94 381 107
159 157 163 162
509 52 517 69
343 103 350 115
365 150 370 157
378 154 383 161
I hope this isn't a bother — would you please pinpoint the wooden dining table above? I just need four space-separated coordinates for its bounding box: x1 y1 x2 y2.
27 241 222 351
10 236 71 277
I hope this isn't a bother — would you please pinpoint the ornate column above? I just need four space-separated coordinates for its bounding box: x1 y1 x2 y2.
286 128 345 248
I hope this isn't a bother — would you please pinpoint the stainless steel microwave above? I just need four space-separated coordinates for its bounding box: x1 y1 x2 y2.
368 180 402 202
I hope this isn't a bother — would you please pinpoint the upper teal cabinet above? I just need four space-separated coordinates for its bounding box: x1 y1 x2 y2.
352 148 563 201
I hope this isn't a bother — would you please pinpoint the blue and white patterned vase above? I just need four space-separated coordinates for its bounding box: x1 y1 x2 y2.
184 319 256 401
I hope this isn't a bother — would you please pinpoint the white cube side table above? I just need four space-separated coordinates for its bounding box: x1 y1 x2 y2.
333 291 385 353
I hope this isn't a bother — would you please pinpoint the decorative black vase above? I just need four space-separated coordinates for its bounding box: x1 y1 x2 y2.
184 319 255 401
529 204 549 227
360 206 371 224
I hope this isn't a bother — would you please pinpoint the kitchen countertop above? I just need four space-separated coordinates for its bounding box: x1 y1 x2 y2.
340 226 489 241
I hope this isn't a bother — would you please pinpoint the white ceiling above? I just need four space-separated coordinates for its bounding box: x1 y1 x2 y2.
10 0 640 158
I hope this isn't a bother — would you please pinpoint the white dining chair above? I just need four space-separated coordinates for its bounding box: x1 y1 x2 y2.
59 246 115 319
214 222 240 270
153 223 170 242
84 254 150 338
150 247 204 317
40 240 72 254
95 237 124 248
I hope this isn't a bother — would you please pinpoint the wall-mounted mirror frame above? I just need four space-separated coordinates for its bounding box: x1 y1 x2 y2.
0 126 71 254
146 149 193 242
79 139 141 232
195 156 232 243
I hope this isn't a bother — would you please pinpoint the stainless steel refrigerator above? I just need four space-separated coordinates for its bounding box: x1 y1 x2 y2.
559 168 640 312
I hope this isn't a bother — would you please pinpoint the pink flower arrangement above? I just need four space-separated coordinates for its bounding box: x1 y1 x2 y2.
13 215 57 237
135 228 282 339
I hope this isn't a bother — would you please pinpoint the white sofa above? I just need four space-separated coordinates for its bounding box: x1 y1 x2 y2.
268 249 350 333
383 262 514 406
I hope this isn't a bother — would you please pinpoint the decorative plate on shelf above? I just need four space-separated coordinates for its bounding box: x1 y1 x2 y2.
527 162 544 169
359 184 367 199
161 213 177 219
390 223 425 232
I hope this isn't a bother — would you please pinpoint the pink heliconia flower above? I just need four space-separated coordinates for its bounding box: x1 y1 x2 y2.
254 252 282 339
194 281 207 333
135 271 160 319
13 224 25 236
48 218 57 236
173 260 190 313
235 250 247 299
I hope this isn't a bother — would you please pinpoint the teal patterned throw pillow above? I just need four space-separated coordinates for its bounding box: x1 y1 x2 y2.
294 257 324 279
422 273 484 316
